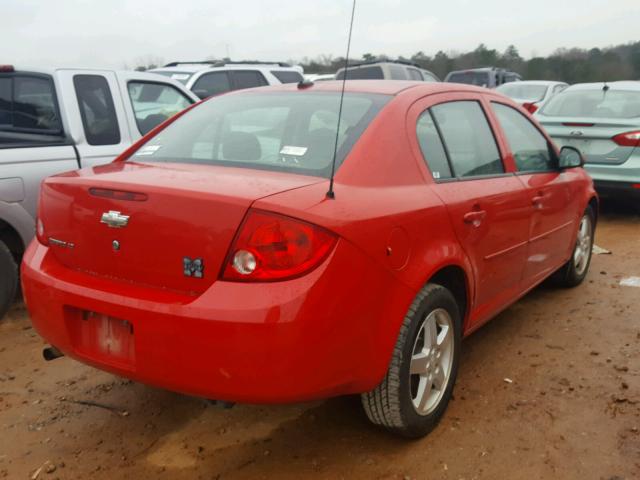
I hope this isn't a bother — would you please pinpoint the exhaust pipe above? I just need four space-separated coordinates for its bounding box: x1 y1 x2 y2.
43 346 64 361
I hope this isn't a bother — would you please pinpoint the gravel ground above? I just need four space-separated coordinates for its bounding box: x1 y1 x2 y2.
0 202 638 480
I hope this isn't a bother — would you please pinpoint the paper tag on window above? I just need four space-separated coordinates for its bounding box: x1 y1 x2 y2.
280 146 308 156
135 145 162 156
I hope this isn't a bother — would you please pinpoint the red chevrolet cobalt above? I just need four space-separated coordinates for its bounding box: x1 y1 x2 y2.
22 81 597 437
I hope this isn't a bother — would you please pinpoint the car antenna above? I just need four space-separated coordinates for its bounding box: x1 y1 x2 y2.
326 0 357 200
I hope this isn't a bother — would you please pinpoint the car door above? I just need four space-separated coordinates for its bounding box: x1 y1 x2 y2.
411 93 530 325
57 71 132 168
490 101 582 285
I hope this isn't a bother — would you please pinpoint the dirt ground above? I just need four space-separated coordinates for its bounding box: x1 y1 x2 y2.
1 202 638 480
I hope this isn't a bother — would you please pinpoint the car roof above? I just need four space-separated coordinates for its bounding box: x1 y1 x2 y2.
498 80 566 87
229 80 489 97
565 81 640 91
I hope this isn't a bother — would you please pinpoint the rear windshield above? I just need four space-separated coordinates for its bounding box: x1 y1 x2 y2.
131 91 390 177
540 89 640 119
446 72 490 87
151 71 194 85
0 73 66 147
496 83 547 102
336 66 384 80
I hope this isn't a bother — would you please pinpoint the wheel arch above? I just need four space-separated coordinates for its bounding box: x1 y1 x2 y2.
426 264 471 331
0 218 26 264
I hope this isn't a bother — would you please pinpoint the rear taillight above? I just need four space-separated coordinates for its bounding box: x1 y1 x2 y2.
522 102 538 114
222 210 337 282
0 65 14 72
36 217 48 245
612 130 640 147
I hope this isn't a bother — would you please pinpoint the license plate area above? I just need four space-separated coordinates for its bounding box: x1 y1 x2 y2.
66 308 136 369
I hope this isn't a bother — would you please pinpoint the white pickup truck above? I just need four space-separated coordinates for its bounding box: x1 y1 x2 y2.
0 65 198 318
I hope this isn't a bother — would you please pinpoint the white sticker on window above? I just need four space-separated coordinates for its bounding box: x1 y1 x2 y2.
135 145 162 156
280 146 308 156
433 171 441 179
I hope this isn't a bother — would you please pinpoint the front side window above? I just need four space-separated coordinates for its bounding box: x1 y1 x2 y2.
131 92 390 178
271 70 303 84
191 72 231 99
541 89 640 119
231 70 268 90
430 101 503 177
128 82 193 135
74 75 120 145
492 102 555 173
388 65 407 80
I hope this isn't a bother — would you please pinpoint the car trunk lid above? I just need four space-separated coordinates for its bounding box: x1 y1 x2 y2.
538 116 638 165
40 161 323 294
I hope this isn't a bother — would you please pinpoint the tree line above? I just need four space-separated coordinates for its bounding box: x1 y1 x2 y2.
299 41 640 83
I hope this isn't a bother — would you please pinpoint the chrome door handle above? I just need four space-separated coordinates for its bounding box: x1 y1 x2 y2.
463 210 487 227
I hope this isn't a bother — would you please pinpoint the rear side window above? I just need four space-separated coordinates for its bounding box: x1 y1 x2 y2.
336 66 384 80
407 68 423 81
491 102 555 172
271 70 303 84
192 72 231 99
388 65 407 80
416 110 452 180
231 71 268 90
127 81 192 135
74 75 120 145
431 101 503 177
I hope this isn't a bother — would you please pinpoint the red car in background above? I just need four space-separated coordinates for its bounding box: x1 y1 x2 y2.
22 80 597 438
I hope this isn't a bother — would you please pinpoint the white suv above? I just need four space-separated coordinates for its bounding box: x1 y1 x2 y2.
336 61 440 82
150 61 305 99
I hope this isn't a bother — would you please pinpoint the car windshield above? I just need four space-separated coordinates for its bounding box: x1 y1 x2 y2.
130 91 391 177
496 83 548 102
447 72 490 87
151 71 194 85
540 89 640 118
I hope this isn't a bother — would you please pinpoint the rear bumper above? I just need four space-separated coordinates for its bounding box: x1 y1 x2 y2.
21 239 414 403
592 180 640 199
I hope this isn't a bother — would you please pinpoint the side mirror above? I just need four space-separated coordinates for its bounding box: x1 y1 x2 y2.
559 146 584 169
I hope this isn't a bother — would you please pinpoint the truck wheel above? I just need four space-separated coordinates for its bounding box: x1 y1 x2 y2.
0 240 18 320
361 283 461 438
552 206 595 288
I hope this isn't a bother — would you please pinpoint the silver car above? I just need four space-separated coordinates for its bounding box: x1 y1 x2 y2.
496 80 568 114
536 81 640 200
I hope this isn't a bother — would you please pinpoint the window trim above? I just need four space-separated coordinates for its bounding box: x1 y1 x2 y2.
126 79 194 136
424 99 509 183
490 100 560 174
0 72 65 137
73 74 122 146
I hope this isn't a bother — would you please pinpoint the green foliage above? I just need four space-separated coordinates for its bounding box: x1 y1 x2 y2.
300 41 640 83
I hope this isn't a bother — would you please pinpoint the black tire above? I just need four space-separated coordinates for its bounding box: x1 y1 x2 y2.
361 283 462 438
551 205 595 288
0 239 18 320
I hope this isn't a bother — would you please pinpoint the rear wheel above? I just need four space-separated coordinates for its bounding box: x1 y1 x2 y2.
361 284 461 438
552 206 595 288
0 240 18 320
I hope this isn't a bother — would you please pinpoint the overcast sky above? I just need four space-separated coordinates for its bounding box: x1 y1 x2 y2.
2 0 638 69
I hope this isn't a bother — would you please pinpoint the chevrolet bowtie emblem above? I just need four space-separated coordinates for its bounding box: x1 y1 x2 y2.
100 210 130 228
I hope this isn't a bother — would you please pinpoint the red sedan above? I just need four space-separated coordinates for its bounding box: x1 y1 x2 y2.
22 80 597 438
